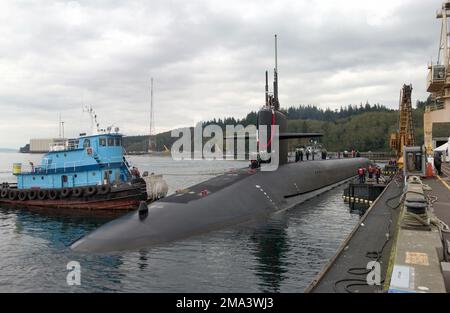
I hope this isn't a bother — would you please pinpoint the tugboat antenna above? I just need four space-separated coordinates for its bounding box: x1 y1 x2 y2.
58 113 62 138
83 105 99 135
148 77 156 152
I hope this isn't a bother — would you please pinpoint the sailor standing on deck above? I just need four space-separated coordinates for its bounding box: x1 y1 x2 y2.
131 166 141 179
434 152 443 176
357 167 365 183
305 148 310 161
368 165 374 180
375 167 381 184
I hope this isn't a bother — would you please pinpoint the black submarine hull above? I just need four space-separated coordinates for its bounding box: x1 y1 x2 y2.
71 158 370 253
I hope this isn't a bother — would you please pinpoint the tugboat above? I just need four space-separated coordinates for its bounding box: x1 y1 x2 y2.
0 117 165 210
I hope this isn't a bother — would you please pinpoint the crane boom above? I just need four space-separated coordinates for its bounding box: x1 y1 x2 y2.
390 84 416 167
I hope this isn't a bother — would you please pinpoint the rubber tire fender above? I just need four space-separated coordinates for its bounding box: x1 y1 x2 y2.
84 185 97 196
8 189 18 200
37 189 47 200
60 188 71 198
18 190 27 201
72 187 83 197
48 189 59 200
1 188 8 198
28 190 37 200
97 184 111 195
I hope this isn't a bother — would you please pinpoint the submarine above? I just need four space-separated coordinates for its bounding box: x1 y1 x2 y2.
71 36 370 253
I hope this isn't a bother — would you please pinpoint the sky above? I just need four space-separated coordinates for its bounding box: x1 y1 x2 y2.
0 0 443 148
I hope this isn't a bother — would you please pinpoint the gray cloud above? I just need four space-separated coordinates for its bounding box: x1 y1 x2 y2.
0 0 442 148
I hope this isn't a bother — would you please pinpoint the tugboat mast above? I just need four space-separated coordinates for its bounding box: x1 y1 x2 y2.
83 105 100 135
148 77 156 153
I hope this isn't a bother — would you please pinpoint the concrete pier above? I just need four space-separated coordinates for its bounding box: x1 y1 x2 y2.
306 169 450 293
306 177 404 292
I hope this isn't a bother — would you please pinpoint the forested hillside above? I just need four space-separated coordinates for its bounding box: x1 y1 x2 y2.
123 99 450 153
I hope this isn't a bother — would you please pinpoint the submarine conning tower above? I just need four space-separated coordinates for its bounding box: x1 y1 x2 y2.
257 34 288 165
257 35 323 165
257 70 288 165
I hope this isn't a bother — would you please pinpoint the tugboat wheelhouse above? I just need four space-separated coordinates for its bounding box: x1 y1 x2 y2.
0 108 167 210
15 133 132 189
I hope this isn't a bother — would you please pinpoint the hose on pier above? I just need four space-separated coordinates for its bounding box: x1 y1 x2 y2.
333 173 404 293
333 219 393 293
335 174 450 292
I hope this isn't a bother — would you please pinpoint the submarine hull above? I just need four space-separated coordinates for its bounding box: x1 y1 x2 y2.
71 158 370 253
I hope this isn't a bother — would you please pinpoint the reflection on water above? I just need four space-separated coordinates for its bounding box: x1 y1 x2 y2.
0 152 359 292
250 215 290 292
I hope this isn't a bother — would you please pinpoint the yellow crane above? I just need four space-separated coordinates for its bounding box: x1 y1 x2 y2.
390 84 416 168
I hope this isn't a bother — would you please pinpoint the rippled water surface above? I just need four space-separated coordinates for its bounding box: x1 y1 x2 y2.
0 152 359 292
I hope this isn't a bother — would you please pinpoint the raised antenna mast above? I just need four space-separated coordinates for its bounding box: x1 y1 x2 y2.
273 34 279 110
275 34 278 73
265 70 269 106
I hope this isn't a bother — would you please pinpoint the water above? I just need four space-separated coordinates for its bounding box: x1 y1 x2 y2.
0 152 359 292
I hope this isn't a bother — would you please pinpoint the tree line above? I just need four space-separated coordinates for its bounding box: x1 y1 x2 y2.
123 99 449 153
202 102 393 128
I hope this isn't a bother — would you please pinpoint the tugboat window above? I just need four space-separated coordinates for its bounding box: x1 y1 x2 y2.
83 139 91 148
99 138 106 147
115 137 121 146
108 137 114 146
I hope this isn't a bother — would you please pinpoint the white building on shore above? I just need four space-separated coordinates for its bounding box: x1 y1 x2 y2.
29 138 65 153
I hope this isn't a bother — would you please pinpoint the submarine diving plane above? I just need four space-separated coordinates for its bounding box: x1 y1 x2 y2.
71 36 369 252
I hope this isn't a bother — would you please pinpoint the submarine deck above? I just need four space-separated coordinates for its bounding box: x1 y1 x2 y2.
160 168 255 204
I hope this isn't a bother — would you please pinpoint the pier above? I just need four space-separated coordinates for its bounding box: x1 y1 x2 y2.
305 169 450 293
